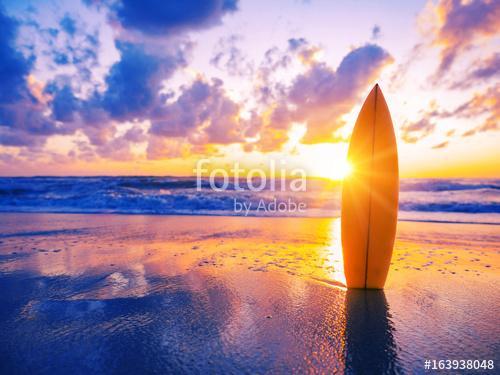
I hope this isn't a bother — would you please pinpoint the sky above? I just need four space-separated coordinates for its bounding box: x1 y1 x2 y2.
0 0 498 178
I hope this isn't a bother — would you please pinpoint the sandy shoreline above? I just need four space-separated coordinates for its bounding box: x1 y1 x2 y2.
0 213 499 373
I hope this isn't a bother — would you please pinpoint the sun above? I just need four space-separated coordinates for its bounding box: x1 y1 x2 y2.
301 144 352 180
337 159 353 179
319 158 352 180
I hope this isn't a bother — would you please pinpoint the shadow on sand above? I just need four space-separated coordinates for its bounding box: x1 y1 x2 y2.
345 289 401 374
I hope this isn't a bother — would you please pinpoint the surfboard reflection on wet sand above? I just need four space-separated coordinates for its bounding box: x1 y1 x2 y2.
345 289 401 374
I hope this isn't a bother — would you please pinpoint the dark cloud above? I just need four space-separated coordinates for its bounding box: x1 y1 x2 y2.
73 40 187 129
112 0 238 35
0 95 69 149
0 5 33 104
0 128 41 147
46 84 78 122
97 40 189 124
59 13 77 36
42 40 187 149
53 52 70 65
102 42 161 119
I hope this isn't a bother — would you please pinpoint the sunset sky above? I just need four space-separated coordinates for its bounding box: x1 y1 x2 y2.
0 0 498 178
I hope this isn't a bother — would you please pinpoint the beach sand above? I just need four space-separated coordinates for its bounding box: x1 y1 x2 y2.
0 213 498 373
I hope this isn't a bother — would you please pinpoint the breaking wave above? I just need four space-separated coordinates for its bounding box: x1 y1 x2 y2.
0 177 498 224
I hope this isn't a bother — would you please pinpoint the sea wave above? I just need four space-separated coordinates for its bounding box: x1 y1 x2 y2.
0 177 498 224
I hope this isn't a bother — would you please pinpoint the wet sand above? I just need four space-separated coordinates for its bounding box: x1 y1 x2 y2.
0 213 498 373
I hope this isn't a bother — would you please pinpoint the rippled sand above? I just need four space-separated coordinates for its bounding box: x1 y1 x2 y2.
0 213 498 373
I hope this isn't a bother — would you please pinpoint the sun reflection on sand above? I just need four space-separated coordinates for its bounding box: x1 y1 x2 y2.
2 215 351 292
324 218 347 286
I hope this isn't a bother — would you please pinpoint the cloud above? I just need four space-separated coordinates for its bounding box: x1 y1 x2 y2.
95 125 147 160
287 37 321 65
45 84 78 122
21 8 103 90
0 5 33 104
431 0 500 77
267 43 394 144
371 25 381 40
101 42 162 119
455 86 499 136
400 85 499 142
1 1 394 163
41 39 187 149
466 52 500 81
400 118 436 143
150 77 246 145
210 34 253 76
450 53 500 89
146 137 190 159
431 141 448 149
393 1 499 90
0 6 67 147
111 0 238 35
1 0 394 166
60 13 77 36
1 0 244 163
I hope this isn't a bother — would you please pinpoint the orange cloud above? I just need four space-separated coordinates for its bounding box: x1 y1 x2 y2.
264 44 394 145
400 84 499 143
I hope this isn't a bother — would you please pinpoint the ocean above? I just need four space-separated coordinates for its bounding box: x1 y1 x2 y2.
0 177 498 224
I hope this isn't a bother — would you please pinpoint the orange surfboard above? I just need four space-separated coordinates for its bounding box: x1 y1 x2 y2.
341 84 399 289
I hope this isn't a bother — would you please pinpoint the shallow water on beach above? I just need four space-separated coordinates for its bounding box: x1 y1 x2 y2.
0 213 499 374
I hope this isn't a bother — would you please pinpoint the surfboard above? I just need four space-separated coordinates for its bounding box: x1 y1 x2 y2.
341 84 399 289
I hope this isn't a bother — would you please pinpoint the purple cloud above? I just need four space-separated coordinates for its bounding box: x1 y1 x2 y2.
150 78 245 145
400 118 436 144
432 0 500 77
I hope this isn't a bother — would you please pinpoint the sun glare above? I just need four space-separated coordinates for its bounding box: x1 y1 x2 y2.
299 144 352 180
321 158 352 180
338 160 353 179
